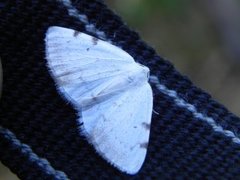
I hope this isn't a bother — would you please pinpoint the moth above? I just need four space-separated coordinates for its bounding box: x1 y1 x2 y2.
45 26 153 174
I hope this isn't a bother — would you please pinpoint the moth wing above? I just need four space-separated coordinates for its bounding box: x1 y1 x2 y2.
82 83 153 174
45 26 136 107
45 26 153 174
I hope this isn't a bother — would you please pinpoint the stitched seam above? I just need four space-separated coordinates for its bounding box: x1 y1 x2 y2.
0 126 69 180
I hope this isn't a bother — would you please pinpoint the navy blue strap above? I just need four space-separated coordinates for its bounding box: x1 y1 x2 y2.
0 0 239 179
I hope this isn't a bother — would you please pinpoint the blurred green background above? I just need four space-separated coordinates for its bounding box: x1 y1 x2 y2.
1 0 240 179
106 0 240 116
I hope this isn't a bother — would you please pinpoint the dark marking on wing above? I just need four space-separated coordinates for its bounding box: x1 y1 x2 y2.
101 114 107 122
91 94 98 101
79 122 84 126
127 77 134 83
56 71 72 78
73 30 81 37
92 37 98 45
140 142 148 149
142 122 151 130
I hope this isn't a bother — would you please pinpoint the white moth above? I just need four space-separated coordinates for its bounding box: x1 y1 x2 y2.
45 26 153 175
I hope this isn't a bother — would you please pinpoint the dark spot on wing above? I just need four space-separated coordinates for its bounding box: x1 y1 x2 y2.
57 71 72 78
92 37 98 45
91 94 98 101
73 30 81 37
101 114 107 122
140 142 148 149
142 122 151 130
127 77 134 83
79 122 84 126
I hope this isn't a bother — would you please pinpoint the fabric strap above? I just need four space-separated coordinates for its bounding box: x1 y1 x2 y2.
0 0 240 179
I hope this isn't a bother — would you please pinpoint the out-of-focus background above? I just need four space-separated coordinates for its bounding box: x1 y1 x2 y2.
106 0 240 116
1 0 240 179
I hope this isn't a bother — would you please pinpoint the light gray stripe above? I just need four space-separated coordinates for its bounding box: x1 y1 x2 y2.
0 126 69 180
150 75 240 144
58 0 107 40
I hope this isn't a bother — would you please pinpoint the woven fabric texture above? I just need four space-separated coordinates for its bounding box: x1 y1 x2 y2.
0 0 240 179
